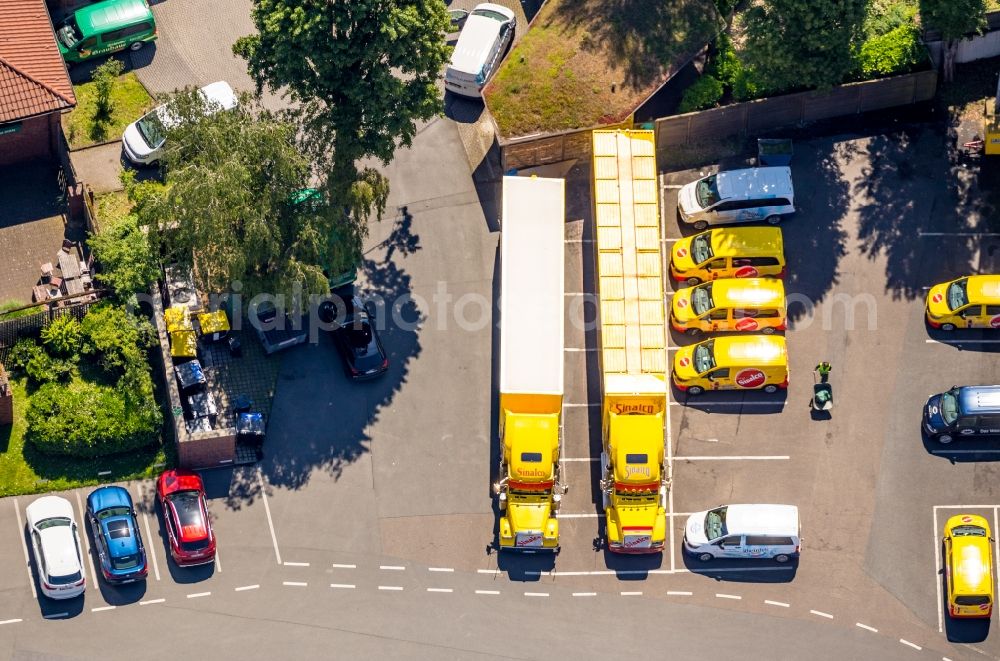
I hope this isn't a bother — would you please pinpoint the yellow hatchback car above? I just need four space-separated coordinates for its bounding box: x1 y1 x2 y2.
669 226 785 286
944 514 994 619
926 275 1000 330
670 278 786 336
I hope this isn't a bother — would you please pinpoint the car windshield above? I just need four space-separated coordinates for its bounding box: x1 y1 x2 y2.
693 341 716 373
691 232 713 264
957 595 992 606
135 111 167 150
705 507 727 540
36 517 70 530
180 538 211 552
940 389 960 426
691 284 714 316
49 571 82 586
953 524 987 537
56 21 81 49
947 279 969 311
695 175 721 208
472 8 509 21
97 506 131 520
112 554 140 570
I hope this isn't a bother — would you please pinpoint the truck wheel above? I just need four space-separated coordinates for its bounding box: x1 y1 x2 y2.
761 327 776 335
130 41 145 52
765 215 781 225
687 385 704 396
686 277 701 286
698 552 714 562
938 433 953 445
686 327 702 337
941 323 956 331
693 220 709 231
763 384 778 394
774 554 790 563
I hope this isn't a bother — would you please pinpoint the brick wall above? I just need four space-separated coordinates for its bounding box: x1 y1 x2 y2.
0 114 59 167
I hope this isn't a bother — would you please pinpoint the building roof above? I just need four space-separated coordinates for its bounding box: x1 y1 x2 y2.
0 0 76 123
484 0 723 139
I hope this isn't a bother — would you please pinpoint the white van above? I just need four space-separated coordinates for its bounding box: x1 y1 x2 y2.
122 81 238 165
678 167 795 230
444 3 515 99
683 504 800 563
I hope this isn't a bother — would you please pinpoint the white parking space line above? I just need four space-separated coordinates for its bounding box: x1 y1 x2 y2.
673 455 789 461
810 610 833 619
855 622 878 633
573 592 597 597
282 581 307 587
74 491 97 591
668 401 784 407
764 600 790 608
283 561 310 567
716 593 741 600
378 586 404 591
13 499 37 599
134 485 160 581
564 347 597 352
187 591 211 599
330 584 356 589
380 565 406 571
0 619 22 625
933 507 943 633
994 508 999 625
899 639 922 651
91 605 116 613
427 588 453 593
235 584 259 592
140 598 165 606
331 563 356 569
934 504 1000 509
215 548 223 573
926 339 1000 345
524 592 549 597
428 567 454 572
667 591 692 596
43 612 69 619
475 590 500 595
558 513 601 518
256 468 282 566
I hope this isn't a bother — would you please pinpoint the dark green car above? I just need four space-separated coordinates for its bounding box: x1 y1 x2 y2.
56 0 157 64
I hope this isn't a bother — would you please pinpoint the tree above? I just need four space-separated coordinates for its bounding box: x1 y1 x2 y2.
233 0 451 169
131 90 386 306
920 0 987 83
741 0 867 93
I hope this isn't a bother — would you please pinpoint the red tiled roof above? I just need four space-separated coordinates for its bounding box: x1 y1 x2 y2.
0 0 76 123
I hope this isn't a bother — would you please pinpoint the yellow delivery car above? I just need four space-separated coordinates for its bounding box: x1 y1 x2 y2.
671 278 786 336
672 335 788 395
926 275 1000 330
943 514 994 619
670 227 785 286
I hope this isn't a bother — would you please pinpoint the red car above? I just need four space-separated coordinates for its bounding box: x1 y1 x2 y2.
156 469 216 567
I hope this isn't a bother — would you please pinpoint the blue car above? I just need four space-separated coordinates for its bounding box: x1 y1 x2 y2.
85 486 148 584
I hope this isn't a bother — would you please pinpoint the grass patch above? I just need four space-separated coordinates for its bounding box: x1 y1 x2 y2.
62 72 154 150
484 0 723 137
0 300 39 321
96 191 133 231
0 375 172 497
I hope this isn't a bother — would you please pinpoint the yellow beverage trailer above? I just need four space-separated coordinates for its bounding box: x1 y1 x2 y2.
592 129 669 553
494 175 567 552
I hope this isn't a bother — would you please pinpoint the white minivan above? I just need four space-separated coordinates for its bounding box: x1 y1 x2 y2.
684 504 800 563
444 3 515 98
122 81 238 165
678 167 795 230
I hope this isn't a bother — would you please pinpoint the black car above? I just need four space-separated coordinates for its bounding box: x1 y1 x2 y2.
327 296 389 379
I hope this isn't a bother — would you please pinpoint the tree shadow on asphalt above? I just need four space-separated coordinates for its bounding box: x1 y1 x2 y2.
219 206 422 504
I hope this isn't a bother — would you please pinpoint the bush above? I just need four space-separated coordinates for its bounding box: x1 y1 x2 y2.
732 66 768 102
26 380 158 458
679 75 724 113
88 214 159 298
81 304 149 378
41 315 83 358
8 338 42 372
92 59 125 119
858 24 926 77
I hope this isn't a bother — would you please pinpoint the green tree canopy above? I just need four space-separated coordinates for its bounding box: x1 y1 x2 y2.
233 0 451 168
741 0 868 93
130 90 386 305
920 0 987 82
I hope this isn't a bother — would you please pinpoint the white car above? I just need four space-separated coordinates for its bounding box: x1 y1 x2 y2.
683 503 800 563
444 3 515 98
26 496 86 599
122 81 238 165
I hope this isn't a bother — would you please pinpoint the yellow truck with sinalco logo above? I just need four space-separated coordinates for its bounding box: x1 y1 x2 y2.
592 130 669 553
494 175 567 552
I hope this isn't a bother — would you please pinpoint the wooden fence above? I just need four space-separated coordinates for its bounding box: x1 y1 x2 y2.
498 68 939 171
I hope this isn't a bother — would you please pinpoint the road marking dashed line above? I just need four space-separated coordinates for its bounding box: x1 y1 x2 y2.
524 592 549 597
716 593 741 600
380 565 406 571
855 622 878 633
140 598 165 605
43 612 69 619
898 639 921 651
764 600 789 608
378 585 403 591
91 606 115 613
427 588 453 593
620 591 642 596
475 590 500 595
283 561 310 567
0 619 22 625
810 610 833 619
331 563 356 569
428 567 454 572
667 591 692 596
235 585 259 592
573 592 597 597
187 591 211 599
282 581 308 587
330 584 356 589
